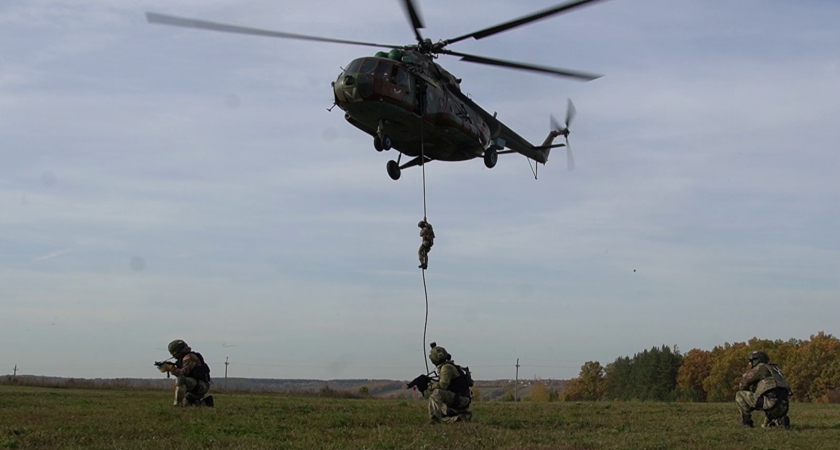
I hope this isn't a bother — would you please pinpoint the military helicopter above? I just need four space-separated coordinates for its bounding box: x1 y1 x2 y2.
147 0 608 180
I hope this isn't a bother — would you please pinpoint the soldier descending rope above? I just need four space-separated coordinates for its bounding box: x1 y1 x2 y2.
418 219 435 270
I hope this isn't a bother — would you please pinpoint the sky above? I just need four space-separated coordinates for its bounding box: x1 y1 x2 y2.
2 0 839 381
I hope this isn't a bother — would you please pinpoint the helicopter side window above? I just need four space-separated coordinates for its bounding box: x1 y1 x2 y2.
394 67 410 88
359 58 377 74
346 58 363 73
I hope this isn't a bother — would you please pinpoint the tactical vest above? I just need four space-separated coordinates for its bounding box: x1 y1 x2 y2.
754 363 790 396
447 365 473 397
177 352 212 383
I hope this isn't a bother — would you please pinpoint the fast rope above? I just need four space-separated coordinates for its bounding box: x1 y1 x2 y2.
420 116 430 375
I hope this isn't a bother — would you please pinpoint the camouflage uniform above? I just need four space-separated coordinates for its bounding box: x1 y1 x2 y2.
735 351 791 428
166 340 213 407
426 345 472 423
418 220 435 270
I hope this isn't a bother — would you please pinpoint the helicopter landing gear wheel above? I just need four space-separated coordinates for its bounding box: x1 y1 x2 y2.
387 160 401 180
375 119 392 151
484 148 498 168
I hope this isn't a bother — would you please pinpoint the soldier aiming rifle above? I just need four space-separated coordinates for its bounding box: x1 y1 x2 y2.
406 342 473 423
155 339 214 407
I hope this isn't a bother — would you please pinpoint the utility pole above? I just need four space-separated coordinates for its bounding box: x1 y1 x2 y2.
13 364 17 380
224 357 229 389
514 358 520 402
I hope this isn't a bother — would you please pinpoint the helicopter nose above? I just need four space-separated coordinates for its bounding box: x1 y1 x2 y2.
334 73 366 102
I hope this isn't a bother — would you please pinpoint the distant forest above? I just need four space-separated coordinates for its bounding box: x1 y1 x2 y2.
563 332 840 403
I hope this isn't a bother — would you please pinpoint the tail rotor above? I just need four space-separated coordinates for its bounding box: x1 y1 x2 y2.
550 99 576 171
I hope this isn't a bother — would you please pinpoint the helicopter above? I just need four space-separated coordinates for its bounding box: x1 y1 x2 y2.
146 0 609 180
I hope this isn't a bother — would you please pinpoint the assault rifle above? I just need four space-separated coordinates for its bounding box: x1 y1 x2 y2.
406 373 438 394
154 359 175 378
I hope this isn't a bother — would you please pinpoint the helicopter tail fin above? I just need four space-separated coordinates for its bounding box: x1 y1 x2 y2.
534 112 567 164
539 122 563 163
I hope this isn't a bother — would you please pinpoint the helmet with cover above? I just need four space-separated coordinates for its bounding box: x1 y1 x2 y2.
428 342 451 366
168 339 191 357
748 350 770 367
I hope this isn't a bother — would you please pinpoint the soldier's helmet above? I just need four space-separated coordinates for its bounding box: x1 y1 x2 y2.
748 350 770 367
429 343 451 366
168 339 190 357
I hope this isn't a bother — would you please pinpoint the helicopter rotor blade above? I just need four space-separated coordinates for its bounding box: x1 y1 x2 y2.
400 0 425 44
566 136 575 171
444 0 609 45
146 12 403 49
565 99 577 128
442 50 602 81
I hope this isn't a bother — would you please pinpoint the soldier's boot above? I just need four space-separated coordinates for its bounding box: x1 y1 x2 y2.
761 414 776 428
184 393 201 407
741 414 754 428
202 395 215 408
442 411 472 423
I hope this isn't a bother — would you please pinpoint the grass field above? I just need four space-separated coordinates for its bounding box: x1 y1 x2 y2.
2 385 839 449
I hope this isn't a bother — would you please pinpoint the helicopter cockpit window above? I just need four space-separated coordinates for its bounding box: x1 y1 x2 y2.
345 58 363 73
359 58 377 74
375 60 392 81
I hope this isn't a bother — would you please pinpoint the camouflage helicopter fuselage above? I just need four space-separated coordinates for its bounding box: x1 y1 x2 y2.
333 49 494 163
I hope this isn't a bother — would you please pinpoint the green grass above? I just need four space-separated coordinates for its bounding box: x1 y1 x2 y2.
2 385 838 449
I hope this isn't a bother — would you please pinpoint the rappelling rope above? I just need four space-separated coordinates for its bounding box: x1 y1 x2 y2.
422 267 430 374
420 115 430 375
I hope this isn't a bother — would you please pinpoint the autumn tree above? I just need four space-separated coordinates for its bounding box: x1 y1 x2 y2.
784 332 840 402
677 348 714 401
703 342 749 402
528 379 551 402
563 361 606 401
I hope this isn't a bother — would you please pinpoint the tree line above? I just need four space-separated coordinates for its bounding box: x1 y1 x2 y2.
562 332 840 403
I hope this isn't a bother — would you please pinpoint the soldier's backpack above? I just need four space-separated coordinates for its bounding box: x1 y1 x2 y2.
458 365 474 387
190 352 212 384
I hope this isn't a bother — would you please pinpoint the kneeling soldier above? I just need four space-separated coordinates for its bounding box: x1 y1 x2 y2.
426 342 473 423
160 339 214 407
735 350 791 428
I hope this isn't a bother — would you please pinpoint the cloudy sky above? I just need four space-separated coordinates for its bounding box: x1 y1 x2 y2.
2 0 839 381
